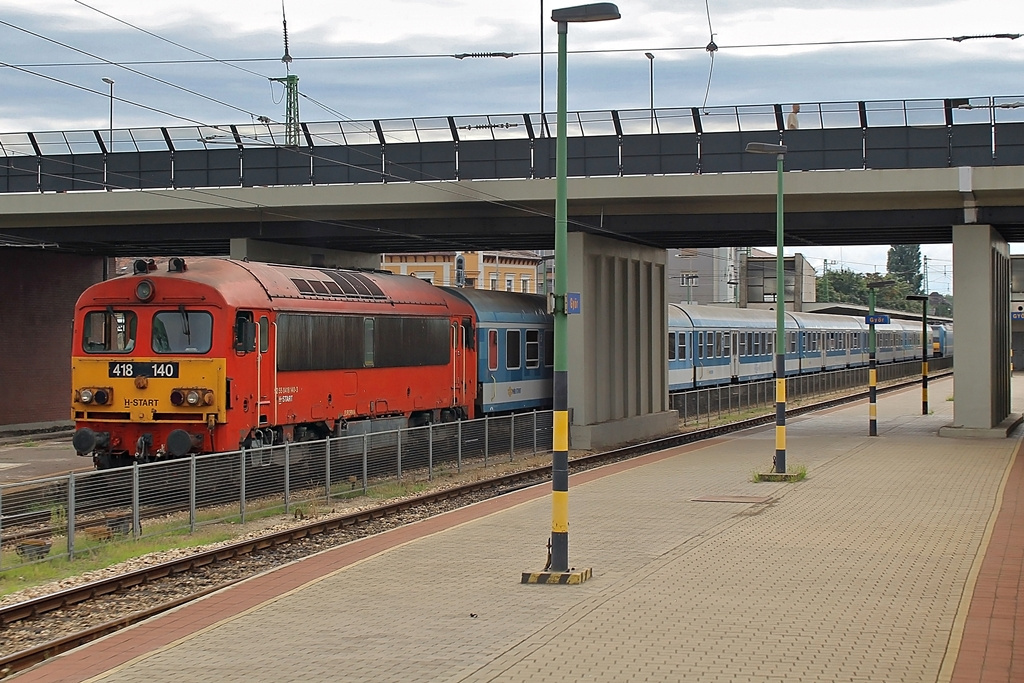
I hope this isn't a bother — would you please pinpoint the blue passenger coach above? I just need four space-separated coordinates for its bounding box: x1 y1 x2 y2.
443 288 553 414
669 304 800 388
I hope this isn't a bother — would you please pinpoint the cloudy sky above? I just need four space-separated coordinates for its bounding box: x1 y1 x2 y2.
2 0 1023 293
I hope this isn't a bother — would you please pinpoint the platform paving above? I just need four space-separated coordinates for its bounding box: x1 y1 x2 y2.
12 374 1024 683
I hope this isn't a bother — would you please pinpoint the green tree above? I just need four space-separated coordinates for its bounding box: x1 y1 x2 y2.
886 245 923 294
817 267 868 305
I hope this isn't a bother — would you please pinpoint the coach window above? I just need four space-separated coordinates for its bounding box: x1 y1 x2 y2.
722 332 731 357
680 334 687 360
363 318 375 367
526 329 540 368
715 332 723 358
543 329 554 367
506 329 521 369
668 332 676 361
153 310 212 354
83 310 137 353
705 332 714 358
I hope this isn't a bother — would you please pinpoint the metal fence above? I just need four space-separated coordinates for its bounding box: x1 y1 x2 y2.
0 411 553 570
671 357 954 427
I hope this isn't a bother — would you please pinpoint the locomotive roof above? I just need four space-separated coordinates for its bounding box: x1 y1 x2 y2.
441 288 548 323
113 258 459 311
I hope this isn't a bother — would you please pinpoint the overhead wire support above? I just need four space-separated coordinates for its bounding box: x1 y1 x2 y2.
270 1 300 147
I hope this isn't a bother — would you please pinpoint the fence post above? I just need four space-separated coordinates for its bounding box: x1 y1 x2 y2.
397 428 403 481
484 415 489 466
533 411 538 454
132 463 141 540
67 472 76 560
284 442 291 514
189 454 197 533
362 434 368 494
457 420 463 472
428 423 433 480
240 450 246 524
509 413 515 462
325 437 332 504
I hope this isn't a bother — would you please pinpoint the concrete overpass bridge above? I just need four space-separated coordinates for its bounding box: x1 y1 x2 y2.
2 94 1022 442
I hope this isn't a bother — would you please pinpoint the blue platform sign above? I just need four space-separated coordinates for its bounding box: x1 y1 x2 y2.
566 292 582 315
865 314 890 325
1012 311 1024 321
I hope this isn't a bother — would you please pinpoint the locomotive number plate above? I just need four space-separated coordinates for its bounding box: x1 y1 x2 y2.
108 361 180 378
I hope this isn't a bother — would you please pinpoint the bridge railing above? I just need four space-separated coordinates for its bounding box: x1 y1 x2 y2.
0 95 1022 193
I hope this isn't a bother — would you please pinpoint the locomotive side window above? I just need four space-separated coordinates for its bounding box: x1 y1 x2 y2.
259 316 269 353
526 329 540 368
363 318 375 367
506 329 522 370
153 310 212 354
83 310 137 353
488 329 499 371
276 313 449 371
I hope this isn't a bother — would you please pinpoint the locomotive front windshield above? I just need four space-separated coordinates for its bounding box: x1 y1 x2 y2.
82 310 137 353
153 310 213 353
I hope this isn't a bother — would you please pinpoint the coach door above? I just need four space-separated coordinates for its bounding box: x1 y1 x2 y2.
451 317 469 412
730 331 740 379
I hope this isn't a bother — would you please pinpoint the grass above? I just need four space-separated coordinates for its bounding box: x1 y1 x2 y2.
751 463 807 483
0 528 237 598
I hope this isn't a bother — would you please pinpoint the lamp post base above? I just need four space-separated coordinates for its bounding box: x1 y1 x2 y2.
522 567 593 585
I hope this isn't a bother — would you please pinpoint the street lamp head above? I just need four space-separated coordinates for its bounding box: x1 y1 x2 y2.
867 280 897 289
745 141 787 155
102 77 114 85
645 52 654 60
551 3 620 23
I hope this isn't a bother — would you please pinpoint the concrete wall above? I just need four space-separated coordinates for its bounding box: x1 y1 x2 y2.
567 234 677 449
0 249 104 429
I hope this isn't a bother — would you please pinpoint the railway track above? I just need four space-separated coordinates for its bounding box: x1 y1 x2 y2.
0 371 948 679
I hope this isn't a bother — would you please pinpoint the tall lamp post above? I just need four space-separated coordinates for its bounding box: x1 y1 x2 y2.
645 52 654 134
866 280 896 435
745 141 787 473
101 78 114 152
907 294 930 415
541 2 620 581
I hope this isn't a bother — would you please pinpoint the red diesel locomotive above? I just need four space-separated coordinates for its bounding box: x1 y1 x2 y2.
71 258 477 469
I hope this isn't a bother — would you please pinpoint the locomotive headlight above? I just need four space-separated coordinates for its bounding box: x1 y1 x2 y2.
203 391 215 406
93 388 111 405
186 390 201 406
80 388 94 404
170 390 185 406
135 279 155 302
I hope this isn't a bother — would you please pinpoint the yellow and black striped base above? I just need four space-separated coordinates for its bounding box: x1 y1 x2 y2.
521 568 593 585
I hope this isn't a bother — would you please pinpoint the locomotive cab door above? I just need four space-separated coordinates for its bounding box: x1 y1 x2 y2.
236 310 275 428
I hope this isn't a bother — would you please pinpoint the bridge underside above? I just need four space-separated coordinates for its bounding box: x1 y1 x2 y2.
2 168 1024 256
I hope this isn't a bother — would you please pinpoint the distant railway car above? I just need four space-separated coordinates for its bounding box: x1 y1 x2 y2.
71 258 479 469
669 304 796 387
788 312 867 373
443 288 553 414
931 323 954 357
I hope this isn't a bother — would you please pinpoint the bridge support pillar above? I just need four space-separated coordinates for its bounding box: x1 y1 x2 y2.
229 238 381 270
566 234 678 450
939 224 1020 438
